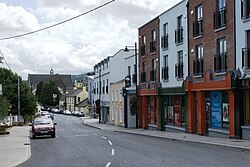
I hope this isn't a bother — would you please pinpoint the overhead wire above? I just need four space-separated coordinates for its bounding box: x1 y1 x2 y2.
0 0 115 41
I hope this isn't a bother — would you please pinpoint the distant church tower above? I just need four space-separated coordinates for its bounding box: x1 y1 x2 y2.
50 68 54 75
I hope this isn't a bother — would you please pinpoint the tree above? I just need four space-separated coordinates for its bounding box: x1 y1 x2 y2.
36 80 62 106
0 67 37 118
0 96 9 122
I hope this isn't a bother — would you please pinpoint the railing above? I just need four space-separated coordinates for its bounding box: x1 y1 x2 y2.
214 52 227 73
150 41 156 53
150 69 156 82
140 44 146 57
242 48 250 69
214 8 226 29
175 63 184 78
175 27 183 44
141 71 146 83
241 0 250 20
193 19 203 37
162 66 169 80
193 58 203 76
161 35 168 49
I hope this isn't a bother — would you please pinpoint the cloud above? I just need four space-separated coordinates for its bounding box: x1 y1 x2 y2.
0 0 182 80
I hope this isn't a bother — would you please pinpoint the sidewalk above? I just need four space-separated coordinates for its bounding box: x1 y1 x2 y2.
82 117 250 150
0 126 31 167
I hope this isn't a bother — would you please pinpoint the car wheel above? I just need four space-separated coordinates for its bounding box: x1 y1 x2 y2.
32 134 36 139
51 133 56 138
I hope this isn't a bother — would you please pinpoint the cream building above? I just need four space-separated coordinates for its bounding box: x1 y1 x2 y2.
110 80 124 126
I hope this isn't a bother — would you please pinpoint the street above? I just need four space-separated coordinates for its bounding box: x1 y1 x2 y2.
18 114 250 167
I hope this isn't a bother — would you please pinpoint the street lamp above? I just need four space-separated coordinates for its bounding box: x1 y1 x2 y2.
124 42 138 128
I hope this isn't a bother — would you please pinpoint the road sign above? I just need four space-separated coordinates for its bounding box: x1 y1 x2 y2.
53 94 57 98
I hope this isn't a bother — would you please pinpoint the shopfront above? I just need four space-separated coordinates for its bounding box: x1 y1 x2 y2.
185 72 236 138
158 85 187 132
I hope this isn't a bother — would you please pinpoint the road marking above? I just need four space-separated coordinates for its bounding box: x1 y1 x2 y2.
108 140 112 146
101 136 107 140
75 134 89 137
93 133 98 136
56 135 60 138
105 162 111 167
111 149 115 156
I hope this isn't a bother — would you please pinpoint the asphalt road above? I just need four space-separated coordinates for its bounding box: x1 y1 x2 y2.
18 114 250 167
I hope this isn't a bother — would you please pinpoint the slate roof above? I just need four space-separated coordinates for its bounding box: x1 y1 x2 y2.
66 89 82 97
28 73 74 93
76 98 89 107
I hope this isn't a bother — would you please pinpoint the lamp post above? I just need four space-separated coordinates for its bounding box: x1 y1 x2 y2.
124 42 138 128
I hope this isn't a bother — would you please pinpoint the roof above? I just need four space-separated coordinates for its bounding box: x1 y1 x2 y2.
28 73 74 93
66 89 82 97
76 98 88 107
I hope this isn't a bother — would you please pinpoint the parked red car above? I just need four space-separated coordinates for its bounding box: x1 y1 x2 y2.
30 117 57 138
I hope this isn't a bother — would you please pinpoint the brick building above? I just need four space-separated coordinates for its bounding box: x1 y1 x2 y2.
138 17 160 130
185 0 236 138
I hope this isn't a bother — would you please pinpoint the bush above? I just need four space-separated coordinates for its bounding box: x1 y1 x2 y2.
0 125 9 135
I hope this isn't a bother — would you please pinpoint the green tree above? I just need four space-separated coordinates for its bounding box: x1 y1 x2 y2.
0 67 37 118
0 96 9 122
37 80 62 106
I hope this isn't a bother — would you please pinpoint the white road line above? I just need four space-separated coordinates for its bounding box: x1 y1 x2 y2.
101 136 107 140
111 149 115 156
56 135 60 138
105 162 111 167
93 133 98 136
108 140 113 146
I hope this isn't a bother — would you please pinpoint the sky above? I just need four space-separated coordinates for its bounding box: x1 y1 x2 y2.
0 0 181 80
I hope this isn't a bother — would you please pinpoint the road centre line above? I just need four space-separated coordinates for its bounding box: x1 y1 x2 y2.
101 136 107 140
105 162 111 167
111 149 115 156
93 133 98 136
108 141 112 146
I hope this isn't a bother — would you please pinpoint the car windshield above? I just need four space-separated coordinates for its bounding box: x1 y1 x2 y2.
34 118 52 125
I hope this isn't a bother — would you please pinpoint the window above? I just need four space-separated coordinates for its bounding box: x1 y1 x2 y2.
162 55 169 80
214 0 226 29
119 107 123 123
150 30 156 53
175 15 183 44
141 35 146 56
141 62 146 83
78 97 80 102
150 59 156 81
194 5 203 37
116 89 118 101
106 62 108 68
112 90 114 101
242 0 250 19
161 23 168 49
175 51 184 78
193 45 204 75
112 107 114 121
119 89 122 102
103 80 105 94
215 38 227 72
196 5 203 19
106 79 109 93
242 30 250 69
